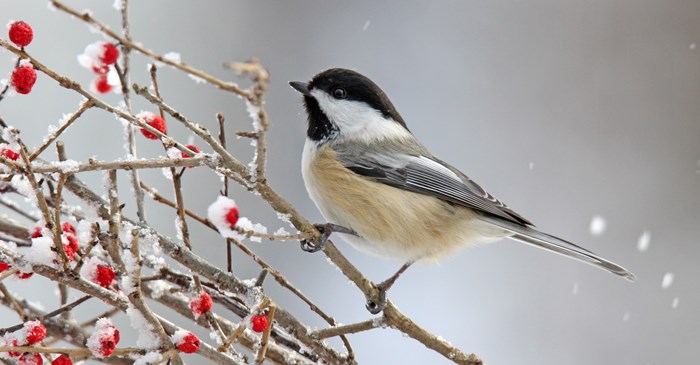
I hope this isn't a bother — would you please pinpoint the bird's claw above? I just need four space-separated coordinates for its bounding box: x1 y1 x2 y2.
300 223 358 253
365 283 388 314
300 238 325 253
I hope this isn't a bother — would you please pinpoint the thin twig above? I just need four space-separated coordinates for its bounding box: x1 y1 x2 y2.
312 319 381 340
51 0 251 98
25 155 211 175
139 182 309 241
218 298 271 353
132 83 250 182
254 304 276 364
28 100 93 161
0 283 26 321
218 113 233 273
0 39 199 159
0 295 92 335
11 130 70 267
0 346 144 356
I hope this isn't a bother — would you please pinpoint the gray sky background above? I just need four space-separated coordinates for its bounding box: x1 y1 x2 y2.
0 1 698 364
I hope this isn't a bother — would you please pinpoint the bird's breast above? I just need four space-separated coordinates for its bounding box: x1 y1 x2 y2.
301 141 504 261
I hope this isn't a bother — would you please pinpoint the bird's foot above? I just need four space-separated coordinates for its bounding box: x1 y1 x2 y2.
364 261 413 314
365 282 389 314
300 223 358 253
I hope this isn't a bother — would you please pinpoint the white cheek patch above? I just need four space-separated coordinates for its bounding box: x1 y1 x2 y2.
311 89 411 143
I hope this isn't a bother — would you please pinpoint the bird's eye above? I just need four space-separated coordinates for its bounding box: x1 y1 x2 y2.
332 88 346 99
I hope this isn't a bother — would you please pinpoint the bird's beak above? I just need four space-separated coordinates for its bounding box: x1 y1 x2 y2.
289 81 311 96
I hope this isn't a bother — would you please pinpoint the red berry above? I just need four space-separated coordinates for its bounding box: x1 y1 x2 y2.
100 43 119 65
51 355 72 365
11 64 37 95
62 241 75 261
64 234 79 259
94 265 115 287
92 74 112 94
8 21 33 47
30 226 42 238
1 146 20 161
181 144 201 168
138 112 167 140
0 261 9 272
24 321 47 344
16 270 33 279
18 353 43 365
87 320 120 358
61 222 76 235
251 315 268 333
225 207 239 228
176 332 201 354
189 290 212 317
181 144 201 158
96 327 120 357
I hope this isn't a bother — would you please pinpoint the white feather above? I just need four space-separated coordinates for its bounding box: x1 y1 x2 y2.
310 89 411 143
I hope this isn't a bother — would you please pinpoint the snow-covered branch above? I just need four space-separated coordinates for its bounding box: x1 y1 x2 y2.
0 2 484 365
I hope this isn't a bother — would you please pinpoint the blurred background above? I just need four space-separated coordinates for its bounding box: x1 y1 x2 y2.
0 1 698 364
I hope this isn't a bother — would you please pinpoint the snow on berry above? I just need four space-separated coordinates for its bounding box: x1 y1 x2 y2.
17 352 43 365
51 355 72 365
171 329 200 354
23 320 47 344
189 290 212 318
15 270 33 280
91 74 113 94
0 143 20 161
86 318 120 358
28 223 78 261
251 314 268 333
181 144 201 168
0 261 9 272
81 256 115 287
207 196 241 237
11 64 37 94
26 236 59 267
8 21 33 47
78 41 119 73
137 111 167 140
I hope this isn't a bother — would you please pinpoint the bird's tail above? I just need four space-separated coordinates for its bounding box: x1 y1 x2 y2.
479 215 636 281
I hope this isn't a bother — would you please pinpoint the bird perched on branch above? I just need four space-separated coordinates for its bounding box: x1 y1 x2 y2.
290 68 634 313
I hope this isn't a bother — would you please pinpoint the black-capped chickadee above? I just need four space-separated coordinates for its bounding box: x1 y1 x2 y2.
290 68 634 313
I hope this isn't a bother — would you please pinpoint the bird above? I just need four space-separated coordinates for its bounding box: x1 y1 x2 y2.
289 68 635 313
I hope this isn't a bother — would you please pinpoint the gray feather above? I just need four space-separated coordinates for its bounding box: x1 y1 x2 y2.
333 141 530 225
478 214 636 281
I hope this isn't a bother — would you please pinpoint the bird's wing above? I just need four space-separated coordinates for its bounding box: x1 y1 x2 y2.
337 149 636 281
337 150 531 225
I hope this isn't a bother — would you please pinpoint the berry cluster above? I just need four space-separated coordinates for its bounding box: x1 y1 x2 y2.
77 41 119 94
7 21 37 95
1 320 48 363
